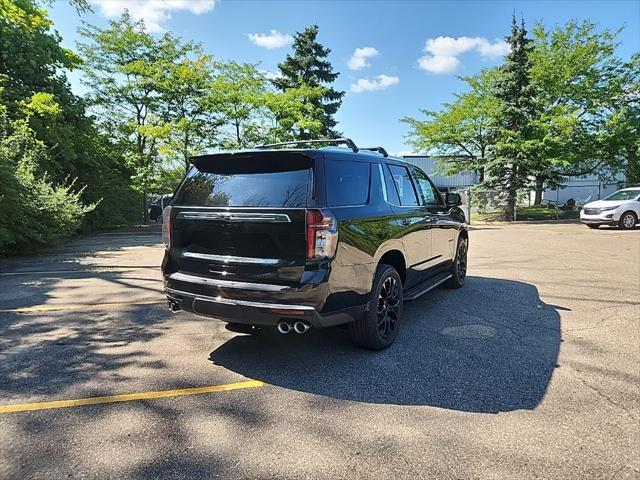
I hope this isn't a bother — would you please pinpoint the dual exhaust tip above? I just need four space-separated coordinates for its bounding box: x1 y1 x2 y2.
277 320 311 335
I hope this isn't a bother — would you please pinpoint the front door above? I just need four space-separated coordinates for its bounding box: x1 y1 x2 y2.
410 167 456 266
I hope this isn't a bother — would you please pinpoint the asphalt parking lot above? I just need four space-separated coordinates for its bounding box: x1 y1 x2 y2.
0 223 638 479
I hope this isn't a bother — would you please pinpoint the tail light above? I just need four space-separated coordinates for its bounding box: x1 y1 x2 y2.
162 206 172 249
306 209 337 260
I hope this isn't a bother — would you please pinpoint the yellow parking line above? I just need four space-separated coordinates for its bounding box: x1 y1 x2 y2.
0 380 264 414
0 300 165 314
0 266 159 276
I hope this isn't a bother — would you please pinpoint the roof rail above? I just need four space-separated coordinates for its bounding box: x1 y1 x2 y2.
361 146 388 157
254 138 359 153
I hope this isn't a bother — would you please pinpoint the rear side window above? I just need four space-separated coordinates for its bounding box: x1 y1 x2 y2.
387 164 419 206
325 160 371 207
174 154 311 207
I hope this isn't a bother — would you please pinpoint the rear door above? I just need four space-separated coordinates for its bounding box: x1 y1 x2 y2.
169 151 316 286
384 163 433 286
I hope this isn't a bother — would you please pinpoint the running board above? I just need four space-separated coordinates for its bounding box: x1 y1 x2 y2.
403 273 452 301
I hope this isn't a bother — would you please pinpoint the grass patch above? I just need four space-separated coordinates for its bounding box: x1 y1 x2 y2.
472 207 580 222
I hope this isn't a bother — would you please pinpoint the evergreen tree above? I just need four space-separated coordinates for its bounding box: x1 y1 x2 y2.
273 25 344 139
488 16 537 220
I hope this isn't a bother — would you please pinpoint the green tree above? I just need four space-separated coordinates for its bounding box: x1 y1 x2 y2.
1 0 139 231
403 69 500 182
273 25 344 139
0 102 95 255
488 16 537 219
264 83 326 142
78 13 195 222
0 0 80 108
207 62 270 149
602 54 640 184
527 20 633 202
158 49 216 171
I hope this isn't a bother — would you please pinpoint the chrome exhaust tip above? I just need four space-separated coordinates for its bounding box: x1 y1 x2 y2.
293 321 311 334
168 300 180 313
277 321 292 334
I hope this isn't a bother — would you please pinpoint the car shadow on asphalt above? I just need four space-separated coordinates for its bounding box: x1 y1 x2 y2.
209 276 562 413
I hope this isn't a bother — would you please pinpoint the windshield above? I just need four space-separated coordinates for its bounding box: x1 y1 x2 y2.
604 190 640 201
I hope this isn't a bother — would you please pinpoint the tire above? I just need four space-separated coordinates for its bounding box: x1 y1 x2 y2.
445 236 468 289
587 224 599 229
349 264 403 350
619 211 637 230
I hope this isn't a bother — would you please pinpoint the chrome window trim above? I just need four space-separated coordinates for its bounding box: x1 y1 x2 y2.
378 164 388 203
380 163 423 209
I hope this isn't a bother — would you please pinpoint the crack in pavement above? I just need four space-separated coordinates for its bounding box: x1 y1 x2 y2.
565 365 639 422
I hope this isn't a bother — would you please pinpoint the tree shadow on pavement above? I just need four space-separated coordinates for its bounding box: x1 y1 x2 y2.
0 304 172 399
210 276 562 413
0 230 169 399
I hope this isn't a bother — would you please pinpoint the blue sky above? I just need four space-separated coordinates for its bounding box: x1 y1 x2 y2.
49 0 640 154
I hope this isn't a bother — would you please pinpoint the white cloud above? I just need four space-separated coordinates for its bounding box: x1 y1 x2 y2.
347 47 380 70
259 69 283 80
350 74 399 93
418 55 460 74
92 0 216 33
248 30 293 49
417 36 510 74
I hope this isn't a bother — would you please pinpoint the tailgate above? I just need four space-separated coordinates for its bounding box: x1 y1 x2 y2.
171 207 307 284
168 151 315 286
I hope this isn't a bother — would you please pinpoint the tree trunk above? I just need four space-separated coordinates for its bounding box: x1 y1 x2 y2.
142 192 149 225
478 167 485 183
534 176 545 206
504 166 518 221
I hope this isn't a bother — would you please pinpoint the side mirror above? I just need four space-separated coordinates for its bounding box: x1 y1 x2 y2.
446 192 462 206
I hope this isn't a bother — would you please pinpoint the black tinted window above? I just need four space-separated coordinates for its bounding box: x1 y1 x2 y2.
387 164 419 206
325 160 370 206
175 155 310 207
412 167 443 206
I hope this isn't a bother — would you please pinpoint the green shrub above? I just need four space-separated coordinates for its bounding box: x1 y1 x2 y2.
0 115 96 255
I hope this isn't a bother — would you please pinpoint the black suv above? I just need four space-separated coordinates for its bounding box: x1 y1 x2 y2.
162 138 468 350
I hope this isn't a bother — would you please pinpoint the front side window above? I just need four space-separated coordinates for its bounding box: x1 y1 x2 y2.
387 164 419 206
411 167 443 206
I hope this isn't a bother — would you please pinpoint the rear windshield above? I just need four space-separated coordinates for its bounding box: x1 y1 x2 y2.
175 154 311 207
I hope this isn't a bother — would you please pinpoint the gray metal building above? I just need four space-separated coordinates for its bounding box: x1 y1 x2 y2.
401 155 478 189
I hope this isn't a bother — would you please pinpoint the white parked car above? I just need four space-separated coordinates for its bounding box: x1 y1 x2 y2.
580 187 640 229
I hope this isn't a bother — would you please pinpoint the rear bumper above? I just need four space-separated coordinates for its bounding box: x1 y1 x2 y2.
165 286 363 329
